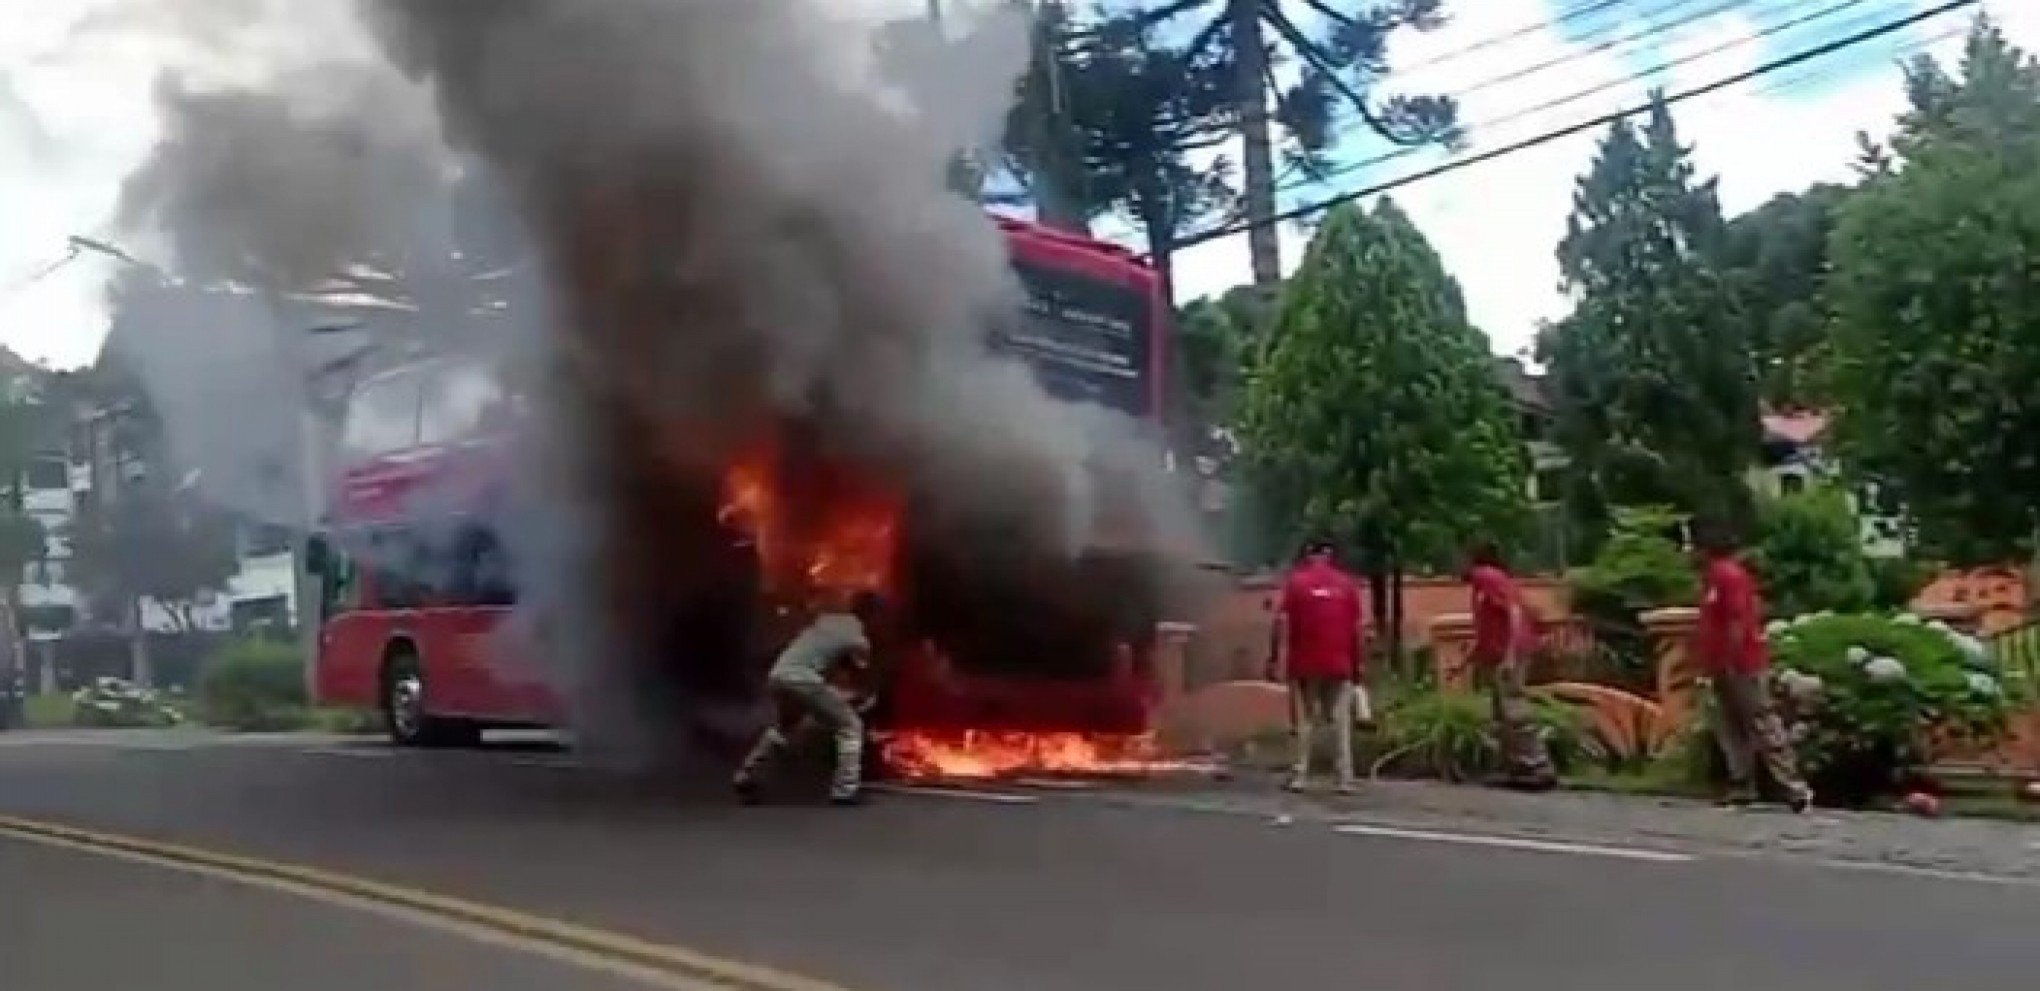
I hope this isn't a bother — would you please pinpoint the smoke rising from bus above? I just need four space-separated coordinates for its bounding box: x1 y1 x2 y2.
100 0 1196 767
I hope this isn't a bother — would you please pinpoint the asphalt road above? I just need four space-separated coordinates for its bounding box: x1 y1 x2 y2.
0 828 679 991
3 731 2039 991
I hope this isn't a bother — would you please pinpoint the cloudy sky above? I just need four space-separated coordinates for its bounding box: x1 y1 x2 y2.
0 0 2032 368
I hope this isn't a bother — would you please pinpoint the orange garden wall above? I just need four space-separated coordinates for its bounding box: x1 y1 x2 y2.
1914 567 2027 635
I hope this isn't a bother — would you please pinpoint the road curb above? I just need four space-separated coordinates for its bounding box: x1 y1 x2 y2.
0 815 857 991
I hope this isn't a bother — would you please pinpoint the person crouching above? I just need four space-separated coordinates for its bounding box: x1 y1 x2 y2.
733 590 886 806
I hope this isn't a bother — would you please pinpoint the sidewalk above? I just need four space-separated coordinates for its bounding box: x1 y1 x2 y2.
1101 770 2040 880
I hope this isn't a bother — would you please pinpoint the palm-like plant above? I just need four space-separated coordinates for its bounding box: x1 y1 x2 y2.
1137 0 1462 287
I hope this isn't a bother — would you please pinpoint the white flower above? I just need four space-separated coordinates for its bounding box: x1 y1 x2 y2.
1965 672 2001 697
1927 619 1951 634
1789 722 1811 743
1954 634 1988 661
1846 645 1871 665
1864 655 1909 684
1778 670 1825 705
1895 613 1921 625
1766 619 1789 639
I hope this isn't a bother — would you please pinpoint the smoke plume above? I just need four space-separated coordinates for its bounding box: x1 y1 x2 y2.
104 0 1196 768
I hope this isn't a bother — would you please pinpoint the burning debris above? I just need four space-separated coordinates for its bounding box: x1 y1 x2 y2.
98 0 1203 778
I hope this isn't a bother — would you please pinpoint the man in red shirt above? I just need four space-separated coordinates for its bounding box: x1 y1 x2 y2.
1268 539 1364 794
1693 524 1812 812
1465 542 1557 790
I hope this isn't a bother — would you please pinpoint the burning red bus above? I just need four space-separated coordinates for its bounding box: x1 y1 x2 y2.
307 216 1176 774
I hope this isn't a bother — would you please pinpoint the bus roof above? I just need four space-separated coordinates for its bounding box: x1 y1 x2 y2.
995 216 1157 290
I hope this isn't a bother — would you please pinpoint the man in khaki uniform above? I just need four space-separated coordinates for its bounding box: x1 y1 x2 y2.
734 590 885 806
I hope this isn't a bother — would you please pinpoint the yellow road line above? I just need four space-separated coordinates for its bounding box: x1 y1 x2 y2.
0 815 859 991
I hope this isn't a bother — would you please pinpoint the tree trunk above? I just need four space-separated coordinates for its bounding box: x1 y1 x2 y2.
1387 565 1407 680
1230 0 1281 289
127 596 152 689
37 639 55 695
1367 563 1390 671
1139 205 1177 309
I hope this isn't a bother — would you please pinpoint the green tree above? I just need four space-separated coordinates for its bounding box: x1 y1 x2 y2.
1059 12 1238 293
1567 505 1697 689
1237 199 1526 653
1175 282 1273 437
1145 0 1461 287
1749 487 1874 618
69 485 240 687
1542 94 1757 543
1718 183 1854 408
0 397 49 696
1827 17 2040 568
998 0 1111 231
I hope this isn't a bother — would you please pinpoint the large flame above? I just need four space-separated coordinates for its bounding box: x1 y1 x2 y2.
879 729 1193 781
714 431 1180 781
716 432 901 601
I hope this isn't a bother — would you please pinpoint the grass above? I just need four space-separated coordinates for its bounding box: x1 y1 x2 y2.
23 692 76 729
1564 762 1709 800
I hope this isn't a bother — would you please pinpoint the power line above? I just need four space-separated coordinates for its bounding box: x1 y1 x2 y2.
1394 0 1644 75
1173 0 1978 249
0 246 81 295
1275 0 1880 200
1428 0 1762 98
1741 20 1963 103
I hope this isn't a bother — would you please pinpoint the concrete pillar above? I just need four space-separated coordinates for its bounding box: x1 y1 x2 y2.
1641 606 1702 724
1153 621 1197 705
1427 612 1476 691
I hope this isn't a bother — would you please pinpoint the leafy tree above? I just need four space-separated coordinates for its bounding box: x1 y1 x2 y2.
1237 199 1526 653
1718 183 1854 408
1063 13 1238 295
998 0 1110 230
1749 487 1874 618
0 397 49 696
69 485 239 686
1567 505 1697 686
1827 17 2040 569
1143 0 1461 287
1175 282 1273 438
1542 94 1757 543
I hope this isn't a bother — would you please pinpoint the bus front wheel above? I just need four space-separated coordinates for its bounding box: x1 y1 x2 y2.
383 650 481 748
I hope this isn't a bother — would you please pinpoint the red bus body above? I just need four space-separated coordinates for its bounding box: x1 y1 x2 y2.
310 217 1171 741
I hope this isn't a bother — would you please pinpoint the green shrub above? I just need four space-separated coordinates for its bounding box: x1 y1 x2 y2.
1750 488 1874 618
1760 612 2015 806
1867 556 1936 611
1371 687 1585 781
1568 506 1698 678
200 639 309 732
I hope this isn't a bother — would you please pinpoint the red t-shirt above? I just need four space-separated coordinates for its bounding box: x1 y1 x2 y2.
1280 560 1364 679
1468 564 1535 664
1696 556 1767 675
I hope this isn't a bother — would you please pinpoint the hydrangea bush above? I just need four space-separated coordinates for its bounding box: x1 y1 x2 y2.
1761 612 2017 806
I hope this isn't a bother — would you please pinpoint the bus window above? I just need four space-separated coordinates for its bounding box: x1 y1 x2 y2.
365 527 435 610
317 538 362 622
451 524 516 607
341 369 425 461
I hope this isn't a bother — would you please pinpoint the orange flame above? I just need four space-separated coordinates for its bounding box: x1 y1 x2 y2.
717 434 900 600
879 730 1195 781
